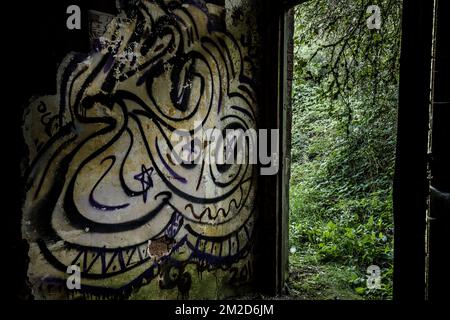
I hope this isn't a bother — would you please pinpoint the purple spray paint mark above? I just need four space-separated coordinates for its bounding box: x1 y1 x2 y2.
133 165 154 203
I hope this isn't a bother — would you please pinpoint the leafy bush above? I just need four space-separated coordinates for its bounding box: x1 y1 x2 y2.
288 0 400 300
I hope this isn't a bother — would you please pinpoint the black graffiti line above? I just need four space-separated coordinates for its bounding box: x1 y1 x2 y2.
33 134 78 199
72 54 121 124
64 235 190 296
178 5 200 41
59 54 89 128
143 54 210 122
25 0 259 298
184 194 240 221
132 111 252 204
237 82 257 104
155 137 187 183
219 114 250 128
163 176 253 226
202 35 242 101
199 39 224 113
136 1 156 28
124 247 137 267
118 128 150 197
208 155 245 188
30 95 128 240
229 92 256 119
37 239 151 280
149 111 204 172
184 204 210 220
23 123 74 181
65 186 171 233
137 19 181 74
230 105 255 122
195 157 206 190
217 36 236 79
103 250 126 274
88 155 130 211
185 237 251 267
59 105 172 231
183 207 254 243
223 29 256 88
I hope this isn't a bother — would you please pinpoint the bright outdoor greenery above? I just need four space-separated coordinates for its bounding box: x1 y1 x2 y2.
288 0 402 300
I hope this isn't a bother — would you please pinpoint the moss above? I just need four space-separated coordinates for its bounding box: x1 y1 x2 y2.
130 263 253 300
286 253 363 300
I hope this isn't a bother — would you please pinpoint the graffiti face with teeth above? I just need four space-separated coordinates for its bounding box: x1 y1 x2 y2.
22 0 257 299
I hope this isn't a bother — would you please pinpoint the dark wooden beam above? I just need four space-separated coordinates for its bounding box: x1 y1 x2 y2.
254 0 284 296
426 0 450 301
393 0 434 301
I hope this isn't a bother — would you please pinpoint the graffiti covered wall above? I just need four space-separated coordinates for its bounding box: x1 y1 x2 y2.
21 0 260 299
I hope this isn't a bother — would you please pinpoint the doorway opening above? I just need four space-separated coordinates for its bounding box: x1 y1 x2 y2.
285 0 402 300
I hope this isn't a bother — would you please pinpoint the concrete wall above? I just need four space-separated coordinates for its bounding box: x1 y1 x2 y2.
21 0 261 299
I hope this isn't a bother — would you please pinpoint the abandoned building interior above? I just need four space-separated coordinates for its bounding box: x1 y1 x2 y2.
6 0 449 301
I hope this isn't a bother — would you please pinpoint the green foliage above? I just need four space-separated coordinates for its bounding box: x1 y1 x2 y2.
288 254 364 300
288 0 401 300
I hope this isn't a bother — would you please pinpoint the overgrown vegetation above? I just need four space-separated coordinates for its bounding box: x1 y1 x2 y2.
288 0 401 300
